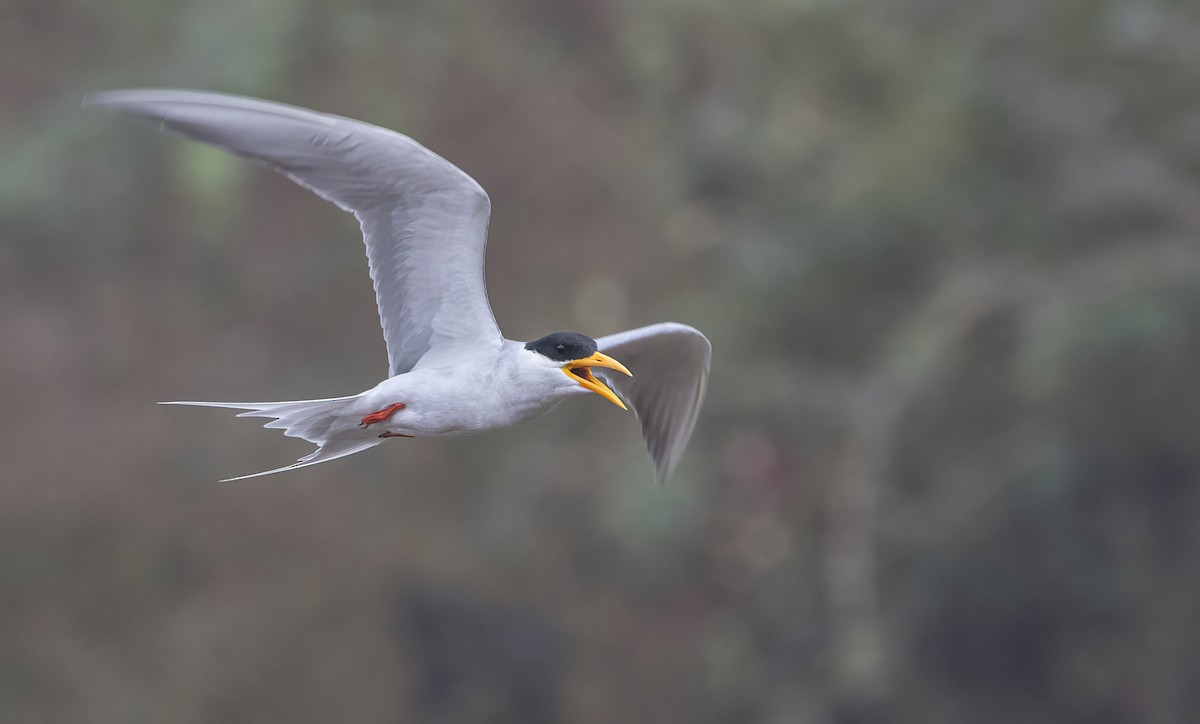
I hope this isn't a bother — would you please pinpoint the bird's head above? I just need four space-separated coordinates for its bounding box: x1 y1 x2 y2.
524 332 632 409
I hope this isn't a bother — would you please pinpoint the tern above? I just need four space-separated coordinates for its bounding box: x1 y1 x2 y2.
87 90 711 482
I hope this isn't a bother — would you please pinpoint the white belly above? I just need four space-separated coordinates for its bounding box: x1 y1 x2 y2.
354 366 560 438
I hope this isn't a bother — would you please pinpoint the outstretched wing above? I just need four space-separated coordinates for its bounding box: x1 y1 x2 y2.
87 89 502 376
594 323 711 482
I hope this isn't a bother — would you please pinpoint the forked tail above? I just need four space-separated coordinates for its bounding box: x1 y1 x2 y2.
161 395 380 482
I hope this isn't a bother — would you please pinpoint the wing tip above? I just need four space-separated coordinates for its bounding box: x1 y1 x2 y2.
83 88 166 111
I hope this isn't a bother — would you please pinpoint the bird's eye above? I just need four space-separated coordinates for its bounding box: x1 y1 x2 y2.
556 344 565 351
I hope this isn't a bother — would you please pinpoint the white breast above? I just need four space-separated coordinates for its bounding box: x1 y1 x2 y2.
353 344 568 437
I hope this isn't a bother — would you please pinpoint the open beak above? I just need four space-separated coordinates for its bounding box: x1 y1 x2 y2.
563 351 633 410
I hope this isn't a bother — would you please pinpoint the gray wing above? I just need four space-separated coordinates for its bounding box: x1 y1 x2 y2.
594 323 711 482
86 89 502 376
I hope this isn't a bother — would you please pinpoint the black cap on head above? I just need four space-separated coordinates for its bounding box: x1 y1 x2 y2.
525 332 598 362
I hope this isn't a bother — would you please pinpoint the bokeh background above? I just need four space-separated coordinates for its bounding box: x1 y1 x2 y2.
4 0 1200 722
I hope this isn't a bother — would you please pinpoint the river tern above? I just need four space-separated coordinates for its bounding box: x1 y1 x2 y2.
86 90 711 482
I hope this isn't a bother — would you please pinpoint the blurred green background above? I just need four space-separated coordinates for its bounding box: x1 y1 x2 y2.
4 0 1200 722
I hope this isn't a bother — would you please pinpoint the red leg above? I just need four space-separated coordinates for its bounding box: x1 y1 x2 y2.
359 402 406 428
378 431 414 439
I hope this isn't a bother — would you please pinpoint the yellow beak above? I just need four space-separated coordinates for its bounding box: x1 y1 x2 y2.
563 351 633 410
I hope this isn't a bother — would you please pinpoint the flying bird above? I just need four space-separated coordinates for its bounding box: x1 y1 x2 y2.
86 90 711 482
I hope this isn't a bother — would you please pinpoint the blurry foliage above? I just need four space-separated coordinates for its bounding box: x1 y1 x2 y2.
3 0 1200 722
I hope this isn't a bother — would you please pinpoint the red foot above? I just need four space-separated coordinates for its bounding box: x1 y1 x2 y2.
378 431 414 439
359 402 406 428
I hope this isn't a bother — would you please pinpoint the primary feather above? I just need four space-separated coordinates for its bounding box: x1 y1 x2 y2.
85 89 501 376
596 323 711 482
